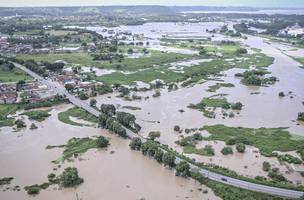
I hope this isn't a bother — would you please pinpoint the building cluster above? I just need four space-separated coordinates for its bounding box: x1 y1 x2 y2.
0 81 56 104
55 71 97 96
18 82 57 103
0 37 34 54
0 83 17 104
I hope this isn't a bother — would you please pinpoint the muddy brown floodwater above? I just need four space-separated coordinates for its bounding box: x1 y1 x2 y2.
0 104 220 200
92 35 304 183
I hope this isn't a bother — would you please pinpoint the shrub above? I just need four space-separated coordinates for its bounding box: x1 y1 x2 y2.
278 92 285 97
96 136 109 148
59 167 83 187
14 119 26 128
26 186 40 195
231 102 243 110
221 146 233 155
236 143 246 153
262 161 271 172
174 125 180 132
148 131 161 140
129 137 142 150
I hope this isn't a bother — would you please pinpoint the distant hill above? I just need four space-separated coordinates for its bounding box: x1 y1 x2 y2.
170 6 260 13
0 6 175 16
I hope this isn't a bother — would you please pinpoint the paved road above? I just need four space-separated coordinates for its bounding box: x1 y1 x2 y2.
14 62 303 199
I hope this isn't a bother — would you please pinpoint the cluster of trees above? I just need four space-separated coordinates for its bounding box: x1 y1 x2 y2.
100 104 116 116
23 59 47 76
236 70 277 86
226 136 252 146
59 167 83 187
43 61 65 72
129 138 191 177
99 114 127 137
0 59 15 71
176 133 203 147
116 111 141 133
131 139 176 168
91 53 124 61
235 48 248 55
93 84 113 95
98 104 130 137
267 168 287 182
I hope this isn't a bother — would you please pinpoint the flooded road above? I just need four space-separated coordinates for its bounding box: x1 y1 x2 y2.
0 104 218 200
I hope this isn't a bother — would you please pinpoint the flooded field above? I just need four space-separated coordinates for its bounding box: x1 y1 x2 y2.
1 18 304 199
87 24 304 183
0 104 219 200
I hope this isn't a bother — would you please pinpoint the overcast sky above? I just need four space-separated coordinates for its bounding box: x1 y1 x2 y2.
0 0 303 8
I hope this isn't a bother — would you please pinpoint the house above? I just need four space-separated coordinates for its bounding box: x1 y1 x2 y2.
0 83 17 104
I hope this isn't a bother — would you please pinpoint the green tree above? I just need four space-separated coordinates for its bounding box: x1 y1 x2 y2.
231 102 243 110
262 161 271 172
59 167 83 188
236 143 246 153
148 131 161 140
162 152 176 168
141 141 158 156
154 148 164 163
174 125 180 132
129 137 142 150
96 136 109 148
15 119 26 128
221 146 233 155
175 161 190 177
100 104 116 116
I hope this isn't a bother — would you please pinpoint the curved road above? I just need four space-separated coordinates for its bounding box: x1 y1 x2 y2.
14 62 303 199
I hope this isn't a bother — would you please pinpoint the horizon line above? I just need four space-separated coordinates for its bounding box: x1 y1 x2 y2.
0 5 304 9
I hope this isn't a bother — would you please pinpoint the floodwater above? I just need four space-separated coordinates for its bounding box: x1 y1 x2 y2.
0 104 219 200
91 25 304 182
181 9 304 15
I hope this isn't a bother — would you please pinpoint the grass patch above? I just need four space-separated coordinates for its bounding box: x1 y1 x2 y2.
207 83 234 92
50 136 109 163
0 67 32 83
0 104 20 127
16 51 192 71
293 57 304 67
58 107 98 127
22 109 51 122
202 124 304 156
183 145 215 156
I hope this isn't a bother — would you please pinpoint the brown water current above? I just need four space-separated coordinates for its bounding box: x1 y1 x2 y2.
92 35 304 183
0 104 218 200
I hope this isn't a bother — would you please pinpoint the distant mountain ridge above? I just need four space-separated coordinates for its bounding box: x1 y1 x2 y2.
0 5 302 17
